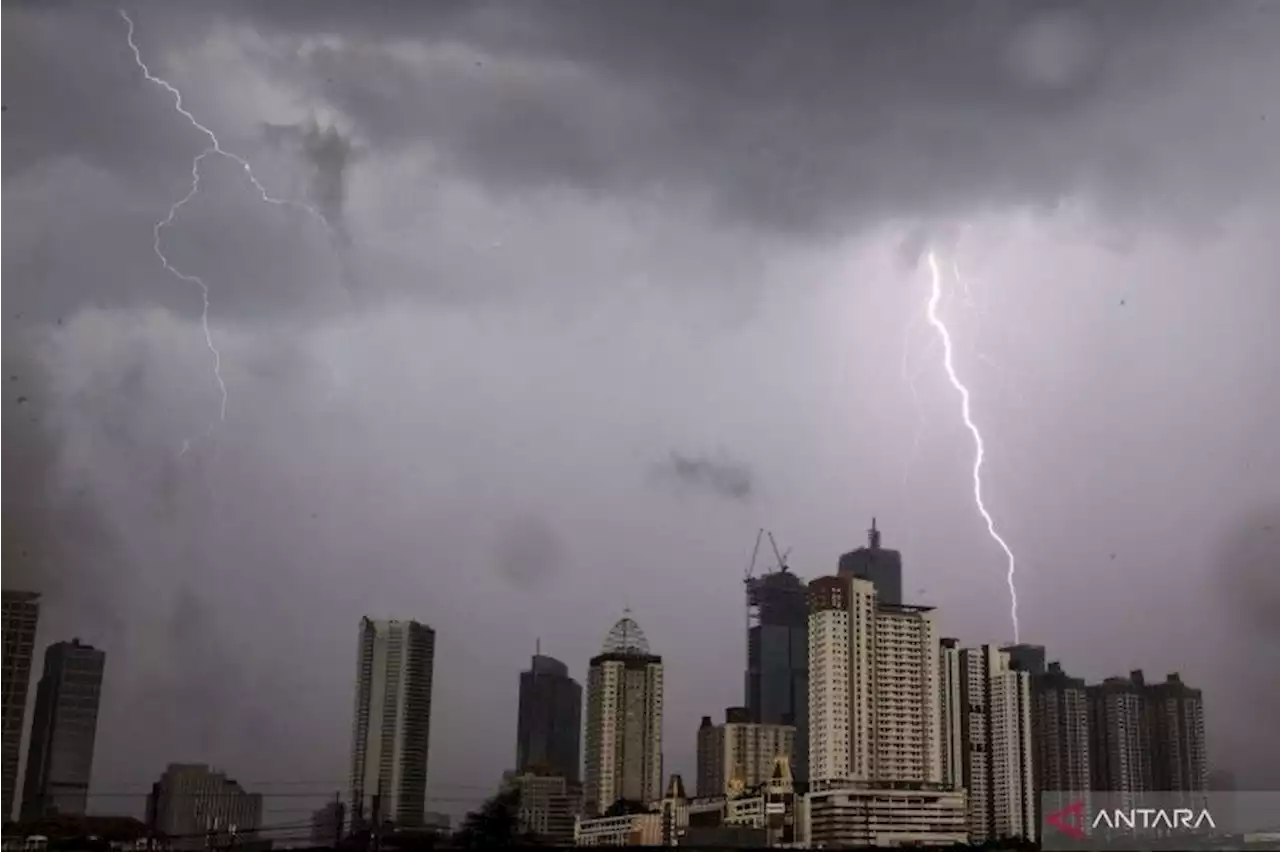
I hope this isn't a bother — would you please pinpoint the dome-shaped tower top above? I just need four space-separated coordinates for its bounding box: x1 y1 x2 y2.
601 610 651 656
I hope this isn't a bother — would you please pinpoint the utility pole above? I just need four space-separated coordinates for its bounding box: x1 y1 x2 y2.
370 780 383 852
333 791 346 848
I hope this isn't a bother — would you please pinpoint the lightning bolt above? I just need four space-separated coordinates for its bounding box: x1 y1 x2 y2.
119 9 334 450
924 250 1020 642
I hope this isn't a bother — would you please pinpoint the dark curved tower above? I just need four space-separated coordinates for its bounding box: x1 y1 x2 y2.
838 518 903 605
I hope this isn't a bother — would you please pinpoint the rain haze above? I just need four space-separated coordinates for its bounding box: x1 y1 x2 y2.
3 0 1279 823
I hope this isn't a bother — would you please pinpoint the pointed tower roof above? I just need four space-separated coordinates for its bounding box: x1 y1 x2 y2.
601 610 651 656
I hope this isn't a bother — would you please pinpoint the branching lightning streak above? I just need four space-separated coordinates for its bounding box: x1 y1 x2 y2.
924 251 1020 641
120 9 334 448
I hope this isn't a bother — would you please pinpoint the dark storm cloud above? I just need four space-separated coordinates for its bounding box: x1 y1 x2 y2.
1 339 120 609
491 514 567 591
661 451 754 502
242 0 1279 235
262 120 359 244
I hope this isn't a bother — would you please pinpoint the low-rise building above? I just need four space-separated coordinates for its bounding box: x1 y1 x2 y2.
503 771 581 845
802 782 967 847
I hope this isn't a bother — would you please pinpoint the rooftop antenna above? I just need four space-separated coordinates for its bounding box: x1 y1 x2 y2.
868 517 881 550
535 636 541 658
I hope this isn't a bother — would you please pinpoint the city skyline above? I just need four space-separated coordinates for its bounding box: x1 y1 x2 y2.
0 532 1213 844
4 0 1277 820
0 521 1218 823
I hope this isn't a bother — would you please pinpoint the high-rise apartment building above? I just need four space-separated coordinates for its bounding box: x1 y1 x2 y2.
807 574 940 786
2 591 40 821
20 639 106 820
744 567 809 782
1141 671 1207 792
583 613 663 815
837 519 903 606
940 643 1037 843
1027 660 1091 828
1087 672 1148 794
349 618 436 828
516 651 582 782
147 764 263 851
696 707 796 797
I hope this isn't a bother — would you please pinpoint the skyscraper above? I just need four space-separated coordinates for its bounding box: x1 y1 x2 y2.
20 639 106 820
583 613 663 815
939 644 1036 844
837 519 903 606
2 591 40 821
1088 672 1148 795
349 618 436 828
807 574 940 786
1142 672 1207 792
744 566 809 781
516 651 582 782
1028 660 1091 829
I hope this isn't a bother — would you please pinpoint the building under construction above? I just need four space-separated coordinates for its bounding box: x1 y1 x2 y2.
744 532 810 784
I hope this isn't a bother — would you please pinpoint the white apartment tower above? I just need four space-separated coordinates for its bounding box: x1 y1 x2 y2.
583 613 664 816
349 618 436 828
807 575 941 787
939 643 1036 844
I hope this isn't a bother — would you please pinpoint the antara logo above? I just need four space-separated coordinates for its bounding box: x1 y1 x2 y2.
1046 801 1217 839
1092 808 1217 831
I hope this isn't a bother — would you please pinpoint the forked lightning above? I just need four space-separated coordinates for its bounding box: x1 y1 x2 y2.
923 251 1021 641
120 9 333 444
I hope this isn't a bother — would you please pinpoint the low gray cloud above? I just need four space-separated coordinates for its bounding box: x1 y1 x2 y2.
491 514 567 591
660 451 755 503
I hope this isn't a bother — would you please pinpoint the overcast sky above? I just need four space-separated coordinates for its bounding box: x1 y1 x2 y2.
4 0 1278 822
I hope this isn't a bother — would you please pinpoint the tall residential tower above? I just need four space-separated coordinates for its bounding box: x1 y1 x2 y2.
349 618 436 828
2 591 40 820
583 613 663 815
939 643 1036 844
807 574 940 785
21 639 106 820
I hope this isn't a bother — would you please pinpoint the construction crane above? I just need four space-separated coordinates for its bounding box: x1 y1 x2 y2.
743 528 765 583
767 531 792 573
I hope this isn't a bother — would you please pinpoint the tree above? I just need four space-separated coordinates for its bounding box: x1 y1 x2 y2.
451 788 538 848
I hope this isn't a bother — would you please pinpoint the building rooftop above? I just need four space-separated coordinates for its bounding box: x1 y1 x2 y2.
601 612 651 656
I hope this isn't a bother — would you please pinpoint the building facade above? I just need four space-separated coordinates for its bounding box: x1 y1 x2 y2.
348 617 436 828
940 643 1037 843
146 764 263 851
695 708 795 797
503 771 581 845
583 613 663 816
803 784 967 847
1029 660 1091 827
20 639 106 821
744 567 809 782
808 574 940 787
1141 671 1207 792
515 652 582 782
1088 672 1148 795
2 591 40 821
